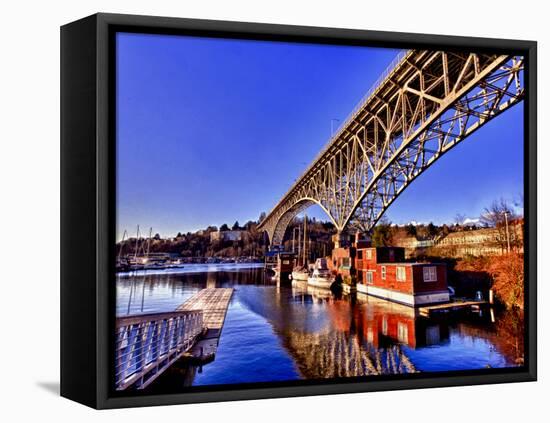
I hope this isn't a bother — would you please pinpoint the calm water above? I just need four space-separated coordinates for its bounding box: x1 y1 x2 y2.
116 265 524 391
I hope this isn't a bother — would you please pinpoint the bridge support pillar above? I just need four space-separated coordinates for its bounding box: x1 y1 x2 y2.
332 231 348 249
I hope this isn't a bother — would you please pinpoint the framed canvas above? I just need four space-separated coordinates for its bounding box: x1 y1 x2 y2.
60 13 537 409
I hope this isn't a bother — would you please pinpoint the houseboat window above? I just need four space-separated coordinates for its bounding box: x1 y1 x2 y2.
397 322 408 343
381 266 386 280
389 249 395 261
357 250 363 260
342 257 350 267
382 316 388 335
366 250 372 259
366 271 373 284
396 266 406 281
423 266 437 282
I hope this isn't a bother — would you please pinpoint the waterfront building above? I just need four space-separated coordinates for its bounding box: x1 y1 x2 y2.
329 232 370 280
355 246 450 306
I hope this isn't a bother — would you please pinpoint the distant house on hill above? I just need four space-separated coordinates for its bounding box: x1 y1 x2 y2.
393 219 524 258
210 230 244 242
433 219 523 257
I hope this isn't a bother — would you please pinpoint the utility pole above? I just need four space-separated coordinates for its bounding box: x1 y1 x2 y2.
504 211 511 253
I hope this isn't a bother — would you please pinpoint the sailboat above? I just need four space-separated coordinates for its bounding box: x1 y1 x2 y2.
116 230 131 272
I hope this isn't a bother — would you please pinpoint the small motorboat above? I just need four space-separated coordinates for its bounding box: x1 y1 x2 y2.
307 258 334 289
291 266 309 281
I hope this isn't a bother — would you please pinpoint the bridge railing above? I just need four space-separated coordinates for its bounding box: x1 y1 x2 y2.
115 310 204 390
338 50 409 133
300 49 411 183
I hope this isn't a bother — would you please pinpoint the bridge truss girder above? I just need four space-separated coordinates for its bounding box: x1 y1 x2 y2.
259 51 524 246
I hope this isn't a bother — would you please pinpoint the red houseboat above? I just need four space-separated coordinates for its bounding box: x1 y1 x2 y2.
355 246 450 307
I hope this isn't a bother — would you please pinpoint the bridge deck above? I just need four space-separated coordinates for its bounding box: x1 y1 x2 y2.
177 288 234 361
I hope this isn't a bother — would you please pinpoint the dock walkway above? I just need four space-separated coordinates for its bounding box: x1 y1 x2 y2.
115 287 233 390
177 288 234 362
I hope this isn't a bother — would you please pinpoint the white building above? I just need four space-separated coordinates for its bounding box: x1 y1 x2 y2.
210 230 243 242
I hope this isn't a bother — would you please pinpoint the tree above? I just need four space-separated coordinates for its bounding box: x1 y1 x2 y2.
489 252 524 309
371 217 394 247
219 223 230 232
232 221 240 230
480 198 516 228
454 213 466 227
427 222 438 238
258 212 266 224
480 198 518 251
405 223 417 237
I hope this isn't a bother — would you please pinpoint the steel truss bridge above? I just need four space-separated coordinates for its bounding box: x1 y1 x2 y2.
258 50 524 246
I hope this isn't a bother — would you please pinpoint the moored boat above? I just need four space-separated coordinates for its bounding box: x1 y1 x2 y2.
291 266 309 281
307 258 334 289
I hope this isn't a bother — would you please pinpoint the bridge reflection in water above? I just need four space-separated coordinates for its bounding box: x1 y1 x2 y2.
117 267 523 391
238 282 451 379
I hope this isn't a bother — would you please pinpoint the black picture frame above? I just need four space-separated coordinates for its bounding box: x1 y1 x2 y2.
61 12 537 409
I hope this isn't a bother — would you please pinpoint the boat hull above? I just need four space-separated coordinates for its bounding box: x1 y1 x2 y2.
307 276 333 289
356 283 450 307
291 271 309 281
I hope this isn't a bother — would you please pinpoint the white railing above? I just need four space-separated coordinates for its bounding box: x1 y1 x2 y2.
115 310 203 390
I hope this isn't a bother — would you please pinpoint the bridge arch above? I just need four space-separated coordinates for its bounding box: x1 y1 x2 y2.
263 197 338 247
259 51 524 247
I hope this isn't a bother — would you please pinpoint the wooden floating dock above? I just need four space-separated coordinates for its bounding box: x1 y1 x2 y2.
177 288 234 363
418 300 487 317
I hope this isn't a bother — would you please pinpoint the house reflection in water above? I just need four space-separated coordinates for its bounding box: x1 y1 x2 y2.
273 283 452 379
353 294 450 350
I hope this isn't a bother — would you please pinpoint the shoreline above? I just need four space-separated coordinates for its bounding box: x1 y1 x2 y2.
116 262 265 277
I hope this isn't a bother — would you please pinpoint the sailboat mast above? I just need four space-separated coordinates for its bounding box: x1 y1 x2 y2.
133 225 140 261
146 227 152 261
118 229 127 260
303 214 307 266
297 226 301 266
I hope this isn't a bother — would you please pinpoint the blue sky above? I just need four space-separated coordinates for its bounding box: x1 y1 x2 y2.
116 33 523 240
